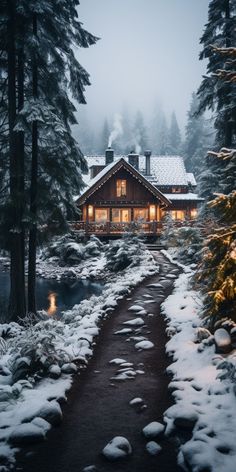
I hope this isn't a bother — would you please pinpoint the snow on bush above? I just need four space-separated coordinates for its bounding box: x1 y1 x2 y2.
161 267 236 472
0 239 158 470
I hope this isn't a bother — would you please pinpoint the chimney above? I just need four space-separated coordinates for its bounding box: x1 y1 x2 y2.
128 151 139 170
105 147 114 165
144 150 152 175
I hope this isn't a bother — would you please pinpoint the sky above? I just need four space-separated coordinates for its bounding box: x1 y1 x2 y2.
76 0 209 134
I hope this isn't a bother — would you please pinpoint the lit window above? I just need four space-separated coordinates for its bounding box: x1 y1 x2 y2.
112 209 131 222
149 205 156 221
95 208 109 222
171 210 185 220
134 208 148 221
88 205 93 221
116 179 127 197
190 208 198 219
172 187 181 193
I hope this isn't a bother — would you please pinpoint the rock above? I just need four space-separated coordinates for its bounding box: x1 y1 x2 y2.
109 358 127 365
142 421 165 439
37 400 62 426
31 417 51 433
214 328 232 354
128 305 143 312
102 436 132 461
61 362 77 374
129 397 144 406
135 340 154 350
83 466 98 472
146 441 162 456
123 318 145 327
114 328 132 335
9 423 45 446
174 412 198 431
48 364 61 379
195 327 211 343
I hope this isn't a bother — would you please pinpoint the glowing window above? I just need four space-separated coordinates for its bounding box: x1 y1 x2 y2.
190 208 198 219
134 208 148 221
88 205 93 221
149 205 156 221
172 187 182 193
116 179 127 197
171 210 185 220
95 208 109 222
112 209 131 223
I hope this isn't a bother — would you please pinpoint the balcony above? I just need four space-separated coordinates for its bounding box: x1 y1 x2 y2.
69 220 163 236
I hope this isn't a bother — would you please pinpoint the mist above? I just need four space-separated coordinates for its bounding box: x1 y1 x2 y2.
75 0 209 152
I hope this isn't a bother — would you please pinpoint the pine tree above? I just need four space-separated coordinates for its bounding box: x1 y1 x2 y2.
1 0 98 320
132 111 148 153
197 0 236 147
159 114 169 155
168 111 181 155
184 92 214 175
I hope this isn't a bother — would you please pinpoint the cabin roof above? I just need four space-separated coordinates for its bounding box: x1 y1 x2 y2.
84 155 191 187
76 157 171 206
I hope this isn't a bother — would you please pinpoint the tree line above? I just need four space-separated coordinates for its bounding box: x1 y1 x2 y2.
0 0 97 321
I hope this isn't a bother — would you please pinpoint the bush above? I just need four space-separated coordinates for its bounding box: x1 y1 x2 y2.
105 233 144 272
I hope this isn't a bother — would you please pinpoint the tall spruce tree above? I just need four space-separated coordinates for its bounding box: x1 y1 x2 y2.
184 92 214 175
197 0 236 147
132 111 148 153
168 111 181 155
1 0 98 319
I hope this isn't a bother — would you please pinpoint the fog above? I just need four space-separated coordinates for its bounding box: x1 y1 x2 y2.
75 0 209 148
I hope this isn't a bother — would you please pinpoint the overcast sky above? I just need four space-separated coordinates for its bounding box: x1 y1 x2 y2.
76 0 209 133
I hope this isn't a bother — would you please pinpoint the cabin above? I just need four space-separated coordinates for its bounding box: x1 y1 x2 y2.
74 149 203 236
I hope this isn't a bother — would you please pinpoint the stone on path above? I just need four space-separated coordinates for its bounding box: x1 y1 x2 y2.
142 421 165 439
146 441 162 456
102 436 132 461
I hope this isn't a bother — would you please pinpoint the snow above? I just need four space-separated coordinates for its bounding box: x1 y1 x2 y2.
0 242 159 469
114 328 132 335
214 328 231 347
129 397 144 406
142 421 165 439
102 436 132 461
161 263 236 472
123 318 145 327
128 305 144 312
135 340 154 350
146 441 162 455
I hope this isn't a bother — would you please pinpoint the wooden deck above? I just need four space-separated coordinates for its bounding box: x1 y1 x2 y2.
70 221 163 236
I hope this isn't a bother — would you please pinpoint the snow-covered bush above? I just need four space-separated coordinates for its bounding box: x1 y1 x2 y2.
40 233 104 266
161 217 203 264
105 233 144 272
8 316 70 382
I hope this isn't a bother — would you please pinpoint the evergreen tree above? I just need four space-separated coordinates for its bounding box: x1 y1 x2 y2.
158 114 169 155
184 92 214 175
197 0 236 147
0 0 97 319
132 111 148 153
168 111 181 155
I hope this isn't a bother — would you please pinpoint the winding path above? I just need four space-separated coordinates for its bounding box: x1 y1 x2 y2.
16 252 182 472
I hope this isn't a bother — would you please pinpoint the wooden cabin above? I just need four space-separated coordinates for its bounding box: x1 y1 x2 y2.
74 149 203 236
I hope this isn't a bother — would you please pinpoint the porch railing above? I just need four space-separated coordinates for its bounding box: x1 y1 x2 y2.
69 221 163 235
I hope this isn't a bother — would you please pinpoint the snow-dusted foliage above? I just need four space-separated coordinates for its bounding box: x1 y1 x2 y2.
161 261 236 472
105 232 144 272
0 240 158 470
161 215 203 264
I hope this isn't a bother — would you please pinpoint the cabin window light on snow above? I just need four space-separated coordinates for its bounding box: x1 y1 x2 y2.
47 292 57 316
95 208 109 222
116 179 127 197
149 205 156 221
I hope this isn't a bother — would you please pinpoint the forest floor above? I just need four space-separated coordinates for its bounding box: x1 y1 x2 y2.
15 252 182 472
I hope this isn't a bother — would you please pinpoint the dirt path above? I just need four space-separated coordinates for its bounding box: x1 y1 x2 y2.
16 252 182 472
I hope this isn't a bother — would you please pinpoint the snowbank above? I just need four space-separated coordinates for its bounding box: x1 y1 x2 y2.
161 268 236 472
0 245 158 471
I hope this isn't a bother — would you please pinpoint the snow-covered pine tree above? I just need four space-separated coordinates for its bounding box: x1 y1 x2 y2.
168 111 181 155
197 0 236 148
132 111 148 153
158 114 169 155
184 92 214 175
198 149 236 325
1 0 98 318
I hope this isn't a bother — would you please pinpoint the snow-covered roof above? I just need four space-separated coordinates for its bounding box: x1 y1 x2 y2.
84 155 191 187
77 158 171 206
187 173 197 187
163 193 203 201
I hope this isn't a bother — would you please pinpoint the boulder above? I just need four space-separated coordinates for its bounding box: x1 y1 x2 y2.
214 328 232 354
102 436 132 461
37 400 62 426
9 423 45 446
174 411 198 431
146 441 162 456
142 421 165 439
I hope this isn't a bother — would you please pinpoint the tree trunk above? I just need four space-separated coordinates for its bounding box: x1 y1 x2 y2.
7 0 26 321
28 13 38 314
224 0 232 147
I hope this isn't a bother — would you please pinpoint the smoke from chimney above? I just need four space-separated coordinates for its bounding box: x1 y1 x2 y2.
108 113 123 147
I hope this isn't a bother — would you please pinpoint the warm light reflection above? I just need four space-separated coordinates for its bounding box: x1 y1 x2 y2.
47 292 57 316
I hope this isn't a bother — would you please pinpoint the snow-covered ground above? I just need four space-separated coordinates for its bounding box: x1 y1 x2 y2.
0 245 159 471
161 260 236 472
